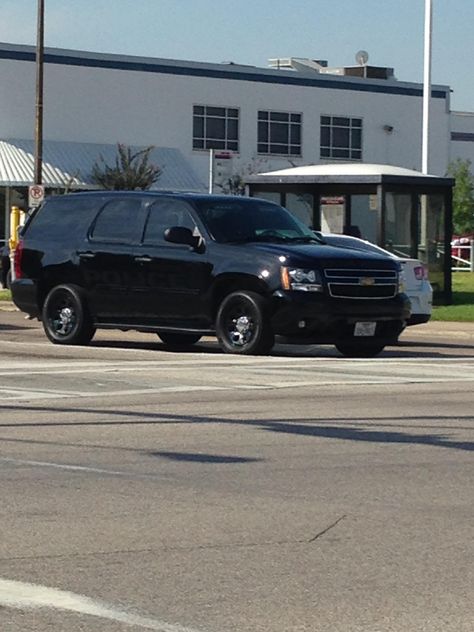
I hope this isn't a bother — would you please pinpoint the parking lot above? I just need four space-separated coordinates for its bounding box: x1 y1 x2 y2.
1 308 473 632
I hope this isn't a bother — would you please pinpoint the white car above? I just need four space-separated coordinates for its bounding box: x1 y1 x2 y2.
318 233 432 325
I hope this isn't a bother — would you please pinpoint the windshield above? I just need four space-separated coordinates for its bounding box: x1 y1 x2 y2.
193 198 321 244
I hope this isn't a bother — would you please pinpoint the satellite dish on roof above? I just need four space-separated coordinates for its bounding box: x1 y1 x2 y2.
355 50 369 66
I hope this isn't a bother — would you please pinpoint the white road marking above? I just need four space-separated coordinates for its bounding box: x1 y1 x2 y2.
0 577 204 631
0 456 158 478
0 384 272 401
1 346 474 403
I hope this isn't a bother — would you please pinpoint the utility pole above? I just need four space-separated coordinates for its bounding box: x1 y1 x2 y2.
34 0 45 185
422 0 432 175
208 148 214 194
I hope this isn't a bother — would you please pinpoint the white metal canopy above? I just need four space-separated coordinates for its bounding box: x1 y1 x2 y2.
0 139 206 191
260 163 439 178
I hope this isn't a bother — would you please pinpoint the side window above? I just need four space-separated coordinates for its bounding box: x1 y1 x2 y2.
143 199 196 245
90 199 144 243
24 196 103 241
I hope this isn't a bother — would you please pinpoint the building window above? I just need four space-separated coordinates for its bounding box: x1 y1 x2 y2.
320 116 362 160
193 105 239 151
258 111 302 156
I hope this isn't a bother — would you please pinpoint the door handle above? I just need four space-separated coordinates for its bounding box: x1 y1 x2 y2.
135 255 152 263
77 251 96 259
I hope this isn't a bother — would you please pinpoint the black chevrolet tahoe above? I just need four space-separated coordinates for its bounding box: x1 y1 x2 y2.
11 191 410 356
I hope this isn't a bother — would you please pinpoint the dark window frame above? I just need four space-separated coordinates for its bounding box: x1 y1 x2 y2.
257 110 302 156
193 104 240 152
320 115 363 161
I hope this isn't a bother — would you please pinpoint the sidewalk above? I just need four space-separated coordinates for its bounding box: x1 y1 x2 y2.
401 319 474 341
0 300 17 312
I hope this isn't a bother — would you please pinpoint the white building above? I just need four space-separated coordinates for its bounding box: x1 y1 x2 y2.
1 42 473 242
450 111 474 164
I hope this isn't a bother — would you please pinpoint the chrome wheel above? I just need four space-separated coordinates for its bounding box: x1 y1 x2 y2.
229 314 254 347
52 303 77 336
216 291 274 355
42 284 95 345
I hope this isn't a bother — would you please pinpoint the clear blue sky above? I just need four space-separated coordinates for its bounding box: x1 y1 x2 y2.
1 0 473 111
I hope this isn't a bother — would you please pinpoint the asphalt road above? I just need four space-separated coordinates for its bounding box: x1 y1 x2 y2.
0 309 473 632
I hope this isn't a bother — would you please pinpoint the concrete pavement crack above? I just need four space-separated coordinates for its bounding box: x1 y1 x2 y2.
307 514 347 542
0 517 348 564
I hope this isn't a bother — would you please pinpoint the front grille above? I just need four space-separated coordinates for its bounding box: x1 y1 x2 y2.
324 268 398 299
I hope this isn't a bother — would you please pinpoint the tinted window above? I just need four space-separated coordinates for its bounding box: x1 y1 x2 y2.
143 199 196 245
23 195 102 242
91 199 144 243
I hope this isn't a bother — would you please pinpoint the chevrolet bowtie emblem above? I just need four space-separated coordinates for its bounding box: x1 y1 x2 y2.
360 277 375 286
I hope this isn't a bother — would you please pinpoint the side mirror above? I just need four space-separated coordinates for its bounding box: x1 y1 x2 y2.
164 226 202 250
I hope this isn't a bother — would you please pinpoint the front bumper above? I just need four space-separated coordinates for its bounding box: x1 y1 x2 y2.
270 290 411 344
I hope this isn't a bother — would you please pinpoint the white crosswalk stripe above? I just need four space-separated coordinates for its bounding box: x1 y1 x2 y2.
1 345 474 402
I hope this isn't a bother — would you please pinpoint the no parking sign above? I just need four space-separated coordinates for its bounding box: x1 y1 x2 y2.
28 184 45 208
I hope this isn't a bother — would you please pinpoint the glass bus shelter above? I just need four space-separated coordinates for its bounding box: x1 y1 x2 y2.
246 164 454 303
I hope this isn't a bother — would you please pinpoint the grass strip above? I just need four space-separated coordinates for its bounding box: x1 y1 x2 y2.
432 273 474 322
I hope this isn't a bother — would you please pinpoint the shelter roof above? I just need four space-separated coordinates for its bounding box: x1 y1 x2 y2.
247 163 454 187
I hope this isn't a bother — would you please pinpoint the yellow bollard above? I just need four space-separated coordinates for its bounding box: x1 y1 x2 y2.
8 206 25 283
8 206 23 251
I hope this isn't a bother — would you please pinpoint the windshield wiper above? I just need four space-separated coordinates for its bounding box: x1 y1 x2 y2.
227 235 290 244
225 234 322 245
252 235 291 243
284 236 322 244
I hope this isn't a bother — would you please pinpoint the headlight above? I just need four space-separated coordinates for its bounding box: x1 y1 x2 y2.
398 269 406 293
281 267 323 292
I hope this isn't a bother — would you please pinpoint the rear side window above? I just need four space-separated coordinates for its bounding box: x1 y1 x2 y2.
90 199 144 244
23 195 102 242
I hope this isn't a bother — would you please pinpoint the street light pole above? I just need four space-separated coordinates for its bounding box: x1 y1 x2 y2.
422 0 432 175
34 0 44 185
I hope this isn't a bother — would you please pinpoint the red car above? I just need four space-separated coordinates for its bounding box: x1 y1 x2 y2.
451 234 474 263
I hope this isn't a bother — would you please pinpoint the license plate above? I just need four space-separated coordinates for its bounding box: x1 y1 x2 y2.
354 321 376 337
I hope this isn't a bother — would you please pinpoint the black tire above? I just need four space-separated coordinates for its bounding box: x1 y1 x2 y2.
42 284 95 345
157 332 201 347
216 290 274 355
335 341 387 358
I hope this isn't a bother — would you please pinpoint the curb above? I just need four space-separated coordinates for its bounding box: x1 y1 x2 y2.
402 321 474 341
0 301 17 312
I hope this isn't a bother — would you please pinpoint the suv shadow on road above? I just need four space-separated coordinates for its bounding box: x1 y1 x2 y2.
0 406 472 452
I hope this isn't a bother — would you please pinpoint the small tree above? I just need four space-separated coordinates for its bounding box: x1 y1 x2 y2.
91 143 162 190
221 173 246 195
218 157 269 196
447 158 474 235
